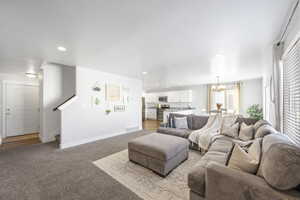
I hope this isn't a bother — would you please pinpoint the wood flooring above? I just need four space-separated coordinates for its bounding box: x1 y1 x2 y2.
143 120 161 131
1 133 41 150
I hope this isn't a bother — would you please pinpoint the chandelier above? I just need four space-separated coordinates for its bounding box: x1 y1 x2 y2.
211 76 226 92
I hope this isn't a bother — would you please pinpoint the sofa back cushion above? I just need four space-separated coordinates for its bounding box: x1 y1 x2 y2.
253 120 271 132
221 123 239 139
255 124 276 138
236 117 258 126
191 115 209 130
259 134 300 190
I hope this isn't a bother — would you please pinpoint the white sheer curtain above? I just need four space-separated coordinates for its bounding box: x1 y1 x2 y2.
270 43 284 131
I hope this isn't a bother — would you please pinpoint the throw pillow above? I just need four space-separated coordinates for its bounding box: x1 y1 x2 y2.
239 122 254 141
174 117 188 129
255 124 276 138
221 123 239 138
227 144 260 174
248 138 262 165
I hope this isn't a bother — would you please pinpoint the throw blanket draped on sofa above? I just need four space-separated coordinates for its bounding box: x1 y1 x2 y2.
189 115 237 150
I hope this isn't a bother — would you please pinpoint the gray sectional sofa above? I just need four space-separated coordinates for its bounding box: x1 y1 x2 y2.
158 113 258 137
158 113 257 150
157 114 300 200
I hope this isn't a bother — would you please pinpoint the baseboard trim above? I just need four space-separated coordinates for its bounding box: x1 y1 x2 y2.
60 129 143 149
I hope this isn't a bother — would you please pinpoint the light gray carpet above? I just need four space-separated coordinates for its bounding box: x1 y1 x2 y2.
0 131 150 200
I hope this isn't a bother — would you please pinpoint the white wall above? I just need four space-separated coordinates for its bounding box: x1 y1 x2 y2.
240 78 263 116
62 66 76 100
0 73 39 143
60 67 142 149
190 85 208 114
40 64 76 143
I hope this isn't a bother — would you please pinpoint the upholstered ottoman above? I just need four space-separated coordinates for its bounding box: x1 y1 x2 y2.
128 133 189 176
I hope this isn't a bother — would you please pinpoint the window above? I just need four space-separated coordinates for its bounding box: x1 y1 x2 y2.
208 83 240 114
282 39 300 145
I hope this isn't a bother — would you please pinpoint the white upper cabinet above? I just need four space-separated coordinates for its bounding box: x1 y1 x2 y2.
145 90 192 103
167 91 176 102
145 93 158 103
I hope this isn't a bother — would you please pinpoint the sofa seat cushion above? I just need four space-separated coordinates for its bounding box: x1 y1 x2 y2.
128 133 189 161
208 138 234 153
213 135 254 148
188 151 227 196
157 127 192 138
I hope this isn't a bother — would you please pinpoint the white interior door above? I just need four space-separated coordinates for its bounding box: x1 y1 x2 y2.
5 83 39 137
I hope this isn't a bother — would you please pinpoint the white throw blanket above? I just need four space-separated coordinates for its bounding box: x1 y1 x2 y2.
189 115 238 150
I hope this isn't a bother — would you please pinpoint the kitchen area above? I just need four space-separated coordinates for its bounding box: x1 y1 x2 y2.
143 90 195 130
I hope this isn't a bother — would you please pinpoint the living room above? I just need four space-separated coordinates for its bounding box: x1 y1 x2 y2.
0 0 300 200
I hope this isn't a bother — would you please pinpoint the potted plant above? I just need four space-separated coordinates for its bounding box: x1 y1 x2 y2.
247 104 263 120
105 109 111 115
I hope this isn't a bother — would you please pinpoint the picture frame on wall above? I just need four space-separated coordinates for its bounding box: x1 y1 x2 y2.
106 83 121 102
91 82 104 107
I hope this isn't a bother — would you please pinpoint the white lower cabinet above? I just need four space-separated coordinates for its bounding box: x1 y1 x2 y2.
146 108 157 120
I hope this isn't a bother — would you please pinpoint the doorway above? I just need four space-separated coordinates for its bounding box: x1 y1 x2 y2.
1 82 40 148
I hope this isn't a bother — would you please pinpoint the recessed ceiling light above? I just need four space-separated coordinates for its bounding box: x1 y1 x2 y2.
57 46 67 52
142 71 148 75
25 72 38 78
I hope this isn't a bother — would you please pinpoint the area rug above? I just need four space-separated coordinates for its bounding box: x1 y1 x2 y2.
93 149 202 200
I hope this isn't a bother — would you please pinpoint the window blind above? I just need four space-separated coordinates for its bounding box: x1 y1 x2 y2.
282 39 300 146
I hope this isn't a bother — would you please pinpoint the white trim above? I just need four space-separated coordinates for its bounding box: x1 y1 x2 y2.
60 129 142 149
2 81 6 139
1 80 4 140
41 130 57 143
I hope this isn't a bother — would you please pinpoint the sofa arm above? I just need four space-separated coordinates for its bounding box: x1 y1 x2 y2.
205 162 300 200
157 127 191 138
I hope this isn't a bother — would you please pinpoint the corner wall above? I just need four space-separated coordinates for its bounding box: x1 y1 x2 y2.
240 78 263 116
60 67 143 149
40 64 76 143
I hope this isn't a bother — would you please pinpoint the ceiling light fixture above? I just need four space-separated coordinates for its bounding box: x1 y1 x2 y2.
211 76 226 92
57 46 67 52
25 72 38 78
142 71 148 75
